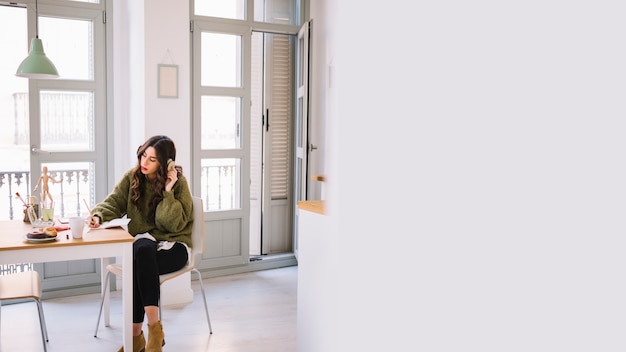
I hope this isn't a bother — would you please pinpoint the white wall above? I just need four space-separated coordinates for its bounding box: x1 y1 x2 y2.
143 0 191 173
309 1 626 351
112 0 191 182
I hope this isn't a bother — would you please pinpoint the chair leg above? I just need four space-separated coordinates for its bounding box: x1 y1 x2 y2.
94 270 112 337
35 298 49 352
192 268 213 334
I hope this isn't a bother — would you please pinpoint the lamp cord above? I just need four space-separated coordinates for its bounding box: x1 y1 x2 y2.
35 0 39 38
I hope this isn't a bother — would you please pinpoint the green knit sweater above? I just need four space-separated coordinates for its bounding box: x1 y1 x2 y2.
90 169 193 248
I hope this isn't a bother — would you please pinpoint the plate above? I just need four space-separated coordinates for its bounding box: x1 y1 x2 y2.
31 220 55 227
24 235 57 243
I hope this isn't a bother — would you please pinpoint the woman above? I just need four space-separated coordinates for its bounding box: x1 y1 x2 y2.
89 135 193 352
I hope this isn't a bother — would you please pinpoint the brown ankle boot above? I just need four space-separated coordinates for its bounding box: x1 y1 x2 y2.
116 330 146 352
146 321 165 352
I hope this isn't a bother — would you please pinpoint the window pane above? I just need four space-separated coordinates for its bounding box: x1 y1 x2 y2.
250 32 263 202
201 158 241 211
195 0 245 20
201 96 241 150
40 16 93 80
40 91 94 151
0 6 30 221
0 9 28 152
40 162 95 219
201 32 242 87
296 96 303 148
254 0 299 25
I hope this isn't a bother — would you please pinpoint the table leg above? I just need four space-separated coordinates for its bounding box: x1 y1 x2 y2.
122 243 133 351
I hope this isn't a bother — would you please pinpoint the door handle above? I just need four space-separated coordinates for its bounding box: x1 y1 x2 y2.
31 147 51 154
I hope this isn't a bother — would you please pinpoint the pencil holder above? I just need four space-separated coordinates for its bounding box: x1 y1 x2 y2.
23 204 39 223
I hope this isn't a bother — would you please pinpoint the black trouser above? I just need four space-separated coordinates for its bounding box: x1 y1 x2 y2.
133 238 188 323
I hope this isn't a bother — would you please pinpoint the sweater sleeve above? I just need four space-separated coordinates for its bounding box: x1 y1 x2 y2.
154 174 193 234
91 170 132 222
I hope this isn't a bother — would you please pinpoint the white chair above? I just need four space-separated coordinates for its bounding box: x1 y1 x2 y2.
0 270 49 352
94 196 213 336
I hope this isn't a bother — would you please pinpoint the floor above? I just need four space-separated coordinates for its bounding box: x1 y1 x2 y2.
0 265 298 352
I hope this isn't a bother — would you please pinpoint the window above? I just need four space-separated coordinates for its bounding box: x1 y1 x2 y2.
254 0 300 25
195 0 245 20
0 1 107 223
192 0 302 265
0 1 108 292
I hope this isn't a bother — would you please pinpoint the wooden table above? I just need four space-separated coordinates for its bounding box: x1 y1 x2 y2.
0 220 134 351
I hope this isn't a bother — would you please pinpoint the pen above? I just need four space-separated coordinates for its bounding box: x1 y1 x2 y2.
83 198 91 215
83 199 98 227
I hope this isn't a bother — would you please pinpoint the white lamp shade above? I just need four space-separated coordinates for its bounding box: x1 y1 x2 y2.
15 37 59 79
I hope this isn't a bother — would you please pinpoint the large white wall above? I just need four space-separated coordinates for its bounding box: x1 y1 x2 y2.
310 0 626 351
143 0 191 172
112 0 191 183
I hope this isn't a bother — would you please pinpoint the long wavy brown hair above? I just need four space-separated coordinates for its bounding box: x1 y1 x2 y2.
131 135 179 220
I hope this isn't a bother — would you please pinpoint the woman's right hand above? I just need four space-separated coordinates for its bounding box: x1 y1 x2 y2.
89 216 101 228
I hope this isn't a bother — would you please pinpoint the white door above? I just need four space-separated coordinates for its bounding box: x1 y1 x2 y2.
0 2 108 290
293 20 311 259
192 2 303 265
192 22 252 267
250 31 296 256
0 3 107 220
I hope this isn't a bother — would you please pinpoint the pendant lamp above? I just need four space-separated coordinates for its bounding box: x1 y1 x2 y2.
15 0 59 79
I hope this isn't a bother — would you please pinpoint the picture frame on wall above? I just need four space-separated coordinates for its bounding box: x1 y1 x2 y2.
158 64 178 98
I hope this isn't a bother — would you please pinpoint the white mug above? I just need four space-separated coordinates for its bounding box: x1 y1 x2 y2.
69 217 85 239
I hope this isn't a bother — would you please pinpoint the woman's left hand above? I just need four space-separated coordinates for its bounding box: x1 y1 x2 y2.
165 169 178 192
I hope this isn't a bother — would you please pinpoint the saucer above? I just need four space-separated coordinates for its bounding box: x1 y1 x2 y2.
24 235 57 243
